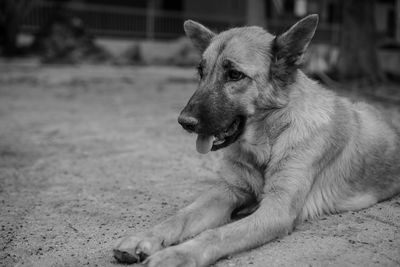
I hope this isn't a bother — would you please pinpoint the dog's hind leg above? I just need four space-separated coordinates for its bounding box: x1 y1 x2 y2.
113 182 251 264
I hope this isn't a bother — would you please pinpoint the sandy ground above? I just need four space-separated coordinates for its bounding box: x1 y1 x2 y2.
0 63 399 267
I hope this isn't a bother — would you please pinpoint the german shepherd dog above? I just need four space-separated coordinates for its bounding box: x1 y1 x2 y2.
114 15 400 267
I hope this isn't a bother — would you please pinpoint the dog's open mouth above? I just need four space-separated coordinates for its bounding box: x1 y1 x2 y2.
196 117 245 154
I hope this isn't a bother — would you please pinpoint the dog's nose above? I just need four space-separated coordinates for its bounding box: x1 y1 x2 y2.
178 114 198 132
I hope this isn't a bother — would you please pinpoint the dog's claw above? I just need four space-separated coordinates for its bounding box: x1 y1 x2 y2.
136 249 149 262
113 249 140 264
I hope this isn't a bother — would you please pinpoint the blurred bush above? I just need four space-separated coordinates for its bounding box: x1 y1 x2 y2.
119 37 199 66
31 14 112 63
303 44 339 75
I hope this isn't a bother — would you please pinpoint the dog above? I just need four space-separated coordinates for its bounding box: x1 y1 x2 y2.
113 14 400 267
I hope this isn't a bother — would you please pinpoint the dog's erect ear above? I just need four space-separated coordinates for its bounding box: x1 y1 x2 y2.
184 20 215 53
270 14 318 86
274 14 318 63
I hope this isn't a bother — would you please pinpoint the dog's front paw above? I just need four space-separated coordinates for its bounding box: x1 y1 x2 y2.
144 248 197 267
113 234 164 264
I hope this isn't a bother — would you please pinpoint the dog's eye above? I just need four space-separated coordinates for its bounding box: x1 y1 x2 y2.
227 70 245 81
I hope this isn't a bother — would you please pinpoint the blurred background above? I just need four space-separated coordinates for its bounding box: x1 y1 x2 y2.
1 1 400 267
1 0 400 82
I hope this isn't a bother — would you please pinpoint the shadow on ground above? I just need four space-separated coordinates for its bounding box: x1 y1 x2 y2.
0 64 399 267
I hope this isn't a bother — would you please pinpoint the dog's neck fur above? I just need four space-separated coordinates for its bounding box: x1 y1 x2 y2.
231 70 334 174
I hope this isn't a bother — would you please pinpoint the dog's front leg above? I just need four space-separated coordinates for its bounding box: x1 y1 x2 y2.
144 169 313 267
113 182 250 264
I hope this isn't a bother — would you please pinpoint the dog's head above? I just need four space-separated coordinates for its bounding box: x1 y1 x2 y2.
178 15 318 154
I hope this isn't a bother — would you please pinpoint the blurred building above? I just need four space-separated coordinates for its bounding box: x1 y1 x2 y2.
22 0 400 45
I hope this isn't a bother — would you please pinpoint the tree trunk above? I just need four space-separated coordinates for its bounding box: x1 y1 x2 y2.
396 0 400 43
336 0 385 83
246 0 267 28
1 16 19 55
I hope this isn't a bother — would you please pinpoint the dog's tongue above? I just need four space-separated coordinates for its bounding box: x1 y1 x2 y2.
196 134 214 154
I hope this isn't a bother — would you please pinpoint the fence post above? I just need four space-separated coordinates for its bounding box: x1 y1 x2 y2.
146 0 157 39
396 0 400 43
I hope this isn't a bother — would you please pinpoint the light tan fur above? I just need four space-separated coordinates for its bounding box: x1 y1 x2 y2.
114 15 400 267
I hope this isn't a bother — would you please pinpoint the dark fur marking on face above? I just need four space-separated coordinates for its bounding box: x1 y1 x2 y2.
195 86 238 135
205 36 234 78
229 78 251 95
197 59 206 79
222 59 234 70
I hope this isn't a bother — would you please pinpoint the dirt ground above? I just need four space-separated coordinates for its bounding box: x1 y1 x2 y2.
0 63 399 267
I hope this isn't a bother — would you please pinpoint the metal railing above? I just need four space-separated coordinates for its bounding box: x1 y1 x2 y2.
21 1 339 43
21 1 246 39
